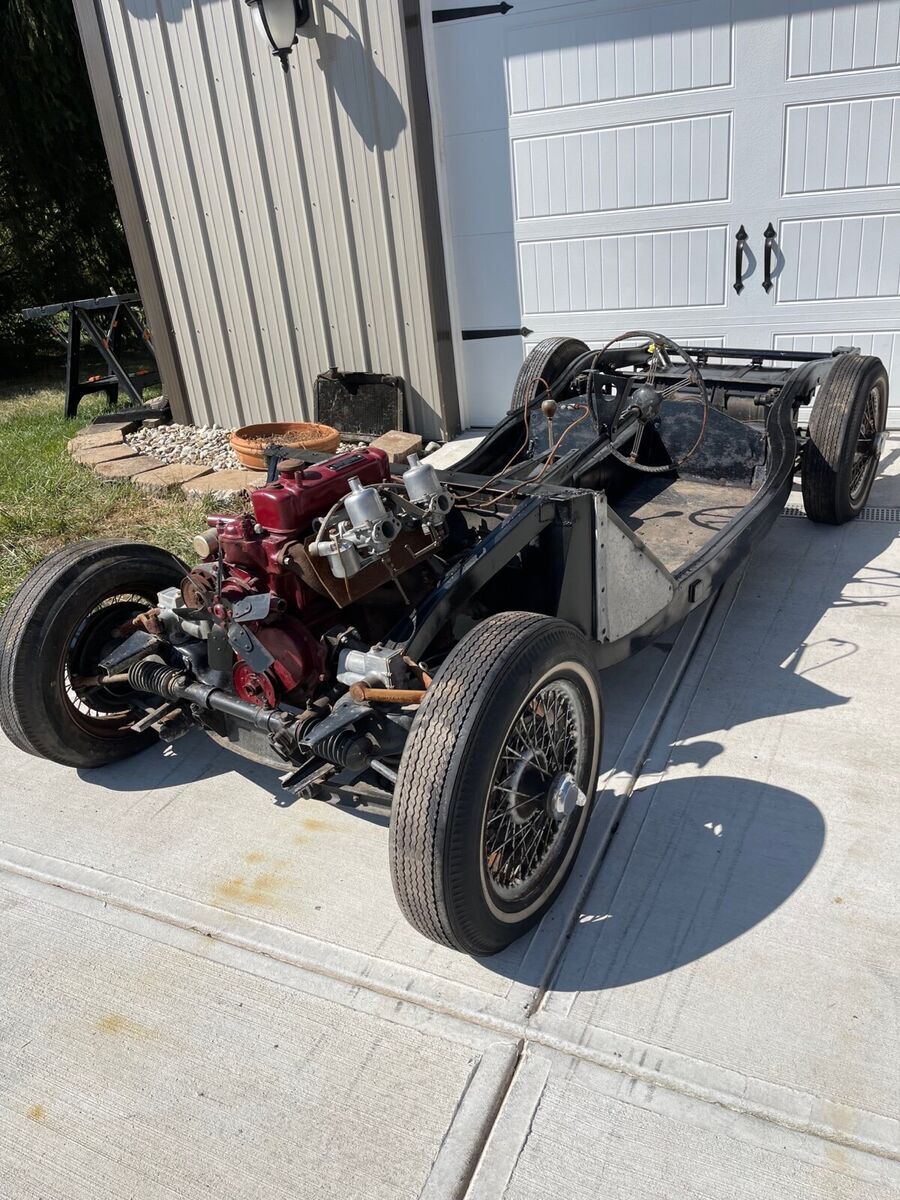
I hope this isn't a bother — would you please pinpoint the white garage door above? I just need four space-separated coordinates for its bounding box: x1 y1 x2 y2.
425 0 900 429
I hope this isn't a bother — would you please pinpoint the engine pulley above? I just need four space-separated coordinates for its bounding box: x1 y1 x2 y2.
231 616 326 706
233 661 278 707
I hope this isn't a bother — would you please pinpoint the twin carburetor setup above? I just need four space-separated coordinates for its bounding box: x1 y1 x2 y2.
308 451 453 580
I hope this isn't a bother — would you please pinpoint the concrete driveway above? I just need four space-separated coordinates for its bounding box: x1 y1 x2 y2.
1 443 898 1198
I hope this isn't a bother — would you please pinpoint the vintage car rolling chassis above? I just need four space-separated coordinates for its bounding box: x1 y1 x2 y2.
0 332 888 955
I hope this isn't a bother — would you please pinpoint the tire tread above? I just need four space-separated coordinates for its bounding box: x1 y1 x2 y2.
509 337 589 412
801 354 887 524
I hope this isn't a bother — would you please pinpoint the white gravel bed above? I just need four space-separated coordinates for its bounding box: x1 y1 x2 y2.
126 423 368 471
127 423 240 470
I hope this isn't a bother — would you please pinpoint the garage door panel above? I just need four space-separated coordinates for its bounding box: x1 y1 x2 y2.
506 0 732 115
519 226 727 315
774 329 900 369
777 214 900 301
788 1 900 77
513 113 731 218
526 334 725 355
431 2 900 427
784 98 900 193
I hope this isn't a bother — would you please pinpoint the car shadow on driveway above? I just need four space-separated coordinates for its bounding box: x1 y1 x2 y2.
77 727 276 793
537 772 825 993
485 518 898 989
76 728 395 825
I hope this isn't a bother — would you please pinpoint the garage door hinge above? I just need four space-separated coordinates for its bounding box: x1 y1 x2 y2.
461 326 532 341
433 4 513 23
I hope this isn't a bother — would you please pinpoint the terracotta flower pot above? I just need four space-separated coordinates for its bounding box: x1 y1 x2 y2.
230 421 341 470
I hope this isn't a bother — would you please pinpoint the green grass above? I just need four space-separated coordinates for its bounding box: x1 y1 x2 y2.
0 376 222 611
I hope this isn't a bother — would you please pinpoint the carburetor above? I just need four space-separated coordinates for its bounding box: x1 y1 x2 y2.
402 453 453 529
308 453 453 582
309 477 401 579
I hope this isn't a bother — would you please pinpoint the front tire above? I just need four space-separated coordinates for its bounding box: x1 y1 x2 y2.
0 540 187 768
801 354 888 524
390 612 602 956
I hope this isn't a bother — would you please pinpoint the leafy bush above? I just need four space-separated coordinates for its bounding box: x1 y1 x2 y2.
0 0 135 373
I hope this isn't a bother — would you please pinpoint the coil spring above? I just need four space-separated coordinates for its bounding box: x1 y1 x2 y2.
128 658 184 699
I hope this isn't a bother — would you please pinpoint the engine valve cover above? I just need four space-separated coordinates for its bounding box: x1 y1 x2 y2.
251 448 390 535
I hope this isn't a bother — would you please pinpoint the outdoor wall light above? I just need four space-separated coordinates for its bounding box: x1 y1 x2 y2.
245 0 311 71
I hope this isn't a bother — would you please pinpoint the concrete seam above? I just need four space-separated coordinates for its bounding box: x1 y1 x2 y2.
521 1023 900 1164
462 1051 552 1200
540 566 750 1024
418 1040 522 1200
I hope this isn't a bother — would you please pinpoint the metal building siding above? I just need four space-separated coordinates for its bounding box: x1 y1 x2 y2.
92 0 450 438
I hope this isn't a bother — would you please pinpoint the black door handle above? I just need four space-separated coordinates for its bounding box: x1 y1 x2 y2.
733 225 748 294
763 222 777 293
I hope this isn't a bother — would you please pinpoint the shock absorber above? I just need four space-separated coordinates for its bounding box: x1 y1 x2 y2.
129 658 373 769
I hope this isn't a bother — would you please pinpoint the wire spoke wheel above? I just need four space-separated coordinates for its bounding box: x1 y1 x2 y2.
483 680 587 902
0 540 186 768
801 355 888 525
849 384 885 504
390 612 603 956
63 593 157 736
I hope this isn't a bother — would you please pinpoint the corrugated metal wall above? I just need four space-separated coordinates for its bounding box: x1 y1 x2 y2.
90 0 453 439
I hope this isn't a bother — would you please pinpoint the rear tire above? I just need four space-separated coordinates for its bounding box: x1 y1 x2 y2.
801 354 888 524
0 540 187 768
390 612 602 956
510 337 589 412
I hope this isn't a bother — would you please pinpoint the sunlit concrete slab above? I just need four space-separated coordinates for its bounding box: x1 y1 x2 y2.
0 878 515 1200
3 446 896 1199
467 1046 899 1200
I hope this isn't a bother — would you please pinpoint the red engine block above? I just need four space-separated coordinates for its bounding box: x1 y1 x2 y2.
200 447 391 705
208 447 390 605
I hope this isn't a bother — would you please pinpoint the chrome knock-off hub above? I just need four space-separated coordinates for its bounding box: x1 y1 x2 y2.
547 771 587 821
